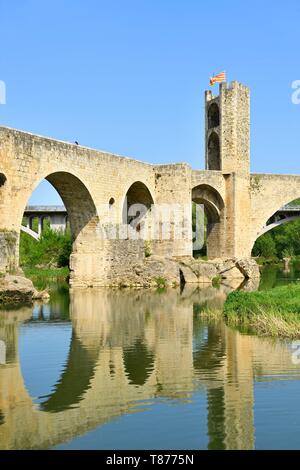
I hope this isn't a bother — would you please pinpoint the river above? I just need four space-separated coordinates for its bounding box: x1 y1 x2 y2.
0 263 300 450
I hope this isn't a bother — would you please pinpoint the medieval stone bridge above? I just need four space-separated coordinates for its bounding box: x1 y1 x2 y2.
21 204 300 241
1 80 300 285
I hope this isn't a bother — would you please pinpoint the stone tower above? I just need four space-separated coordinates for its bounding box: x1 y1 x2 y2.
204 81 251 258
205 81 250 175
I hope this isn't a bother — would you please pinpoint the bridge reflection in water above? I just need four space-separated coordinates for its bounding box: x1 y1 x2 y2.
0 285 298 450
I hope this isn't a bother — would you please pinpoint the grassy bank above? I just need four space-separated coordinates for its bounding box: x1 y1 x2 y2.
224 284 300 337
19 228 71 290
23 266 69 290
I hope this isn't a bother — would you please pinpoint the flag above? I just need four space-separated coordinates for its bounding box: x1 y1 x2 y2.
209 71 226 86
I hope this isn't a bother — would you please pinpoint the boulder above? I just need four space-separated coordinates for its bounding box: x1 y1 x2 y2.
189 261 218 282
0 275 50 304
235 258 260 279
0 275 36 303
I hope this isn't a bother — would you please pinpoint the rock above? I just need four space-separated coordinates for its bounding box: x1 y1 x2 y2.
0 275 50 304
220 265 245 280
0 275 36 303
215 258 237 274
32 289 50 300
178 264 199 284
189 261 218 282
236 258 260 279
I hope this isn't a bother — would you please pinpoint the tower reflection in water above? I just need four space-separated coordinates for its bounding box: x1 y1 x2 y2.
0 284 298 450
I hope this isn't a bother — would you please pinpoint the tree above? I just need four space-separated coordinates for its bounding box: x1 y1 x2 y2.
252 233 276 258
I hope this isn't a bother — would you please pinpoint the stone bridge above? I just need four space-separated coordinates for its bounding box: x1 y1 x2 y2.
22 205 68 240
1 80 300 285
0 287 297 450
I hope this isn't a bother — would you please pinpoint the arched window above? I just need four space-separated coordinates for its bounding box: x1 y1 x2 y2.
207 103 220 129
207 132 221 170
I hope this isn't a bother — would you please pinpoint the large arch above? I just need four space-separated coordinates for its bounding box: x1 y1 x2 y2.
19 172 99 286
250 186 300 253
257 215 300 238
192 184 225 259
122 181 154 236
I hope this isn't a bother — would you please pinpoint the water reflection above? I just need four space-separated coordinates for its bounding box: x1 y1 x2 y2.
259 260 300 290
0 283 299 449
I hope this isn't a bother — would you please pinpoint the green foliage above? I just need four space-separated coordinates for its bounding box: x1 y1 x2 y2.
23 267 69 290
224 284 300 337
252 233 276 258
192 201 207 257
212 275 221 287
144 240 152 258
155 277 167 288
19 228 72 268
225 284 300 316
252 219 300 259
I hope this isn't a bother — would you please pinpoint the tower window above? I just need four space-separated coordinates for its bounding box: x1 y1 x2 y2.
207 132 220 170
207 103 220 129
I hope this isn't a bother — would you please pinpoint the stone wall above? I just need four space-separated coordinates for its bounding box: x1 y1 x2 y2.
1 80 300 283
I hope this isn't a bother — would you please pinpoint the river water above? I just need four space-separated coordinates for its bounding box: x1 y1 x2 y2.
1 264 300 450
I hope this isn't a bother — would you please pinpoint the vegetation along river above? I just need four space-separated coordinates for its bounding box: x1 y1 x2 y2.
1 263 300 450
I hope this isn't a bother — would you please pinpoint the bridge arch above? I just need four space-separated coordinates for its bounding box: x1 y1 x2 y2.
251 193 300 256
192 184 224 259
19 171 99 286
122 181 154 233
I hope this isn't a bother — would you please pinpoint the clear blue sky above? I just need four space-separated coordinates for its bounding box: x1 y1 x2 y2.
1 0 300 204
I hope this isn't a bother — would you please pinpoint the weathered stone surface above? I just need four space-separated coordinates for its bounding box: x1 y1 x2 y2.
100 255 259 288
220 266 245 280
0 275 49 304
0 275 36 303
189 261 218 283
236 258 260 279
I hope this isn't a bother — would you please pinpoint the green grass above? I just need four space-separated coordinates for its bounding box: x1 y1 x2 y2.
23 266 69 290
224 284 300 337
19 228 72 269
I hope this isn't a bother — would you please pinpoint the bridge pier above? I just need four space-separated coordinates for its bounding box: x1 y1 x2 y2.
0 230 19 274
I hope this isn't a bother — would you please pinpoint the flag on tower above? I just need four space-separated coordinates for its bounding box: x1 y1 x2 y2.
209 71 226 86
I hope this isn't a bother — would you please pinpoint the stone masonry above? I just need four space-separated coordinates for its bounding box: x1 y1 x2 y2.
0 80 299 286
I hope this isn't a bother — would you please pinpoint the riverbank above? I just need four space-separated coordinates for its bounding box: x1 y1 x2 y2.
224 284 300 338
23 267 69 290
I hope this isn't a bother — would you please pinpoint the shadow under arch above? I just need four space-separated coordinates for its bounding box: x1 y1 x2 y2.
192 308 226 372
207 132 220 170
19 171 100 284
123 339 155 386
251 197 300 254
208 102 220 129
192 184 224 259
122 181 154 229
40 331 100 413
45 172 99 241
20 171 99 244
